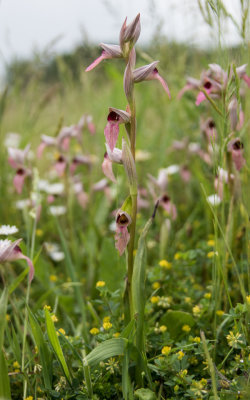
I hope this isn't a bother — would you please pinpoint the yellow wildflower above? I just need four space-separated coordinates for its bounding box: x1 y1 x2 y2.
207 239 215 246
204 292 211 299
103 322 112 330
51 314 58 322
36 229 43 237
50 274 58 282
113 332 120 338
13 361 20 369
200 378 207 386
150 296 160 304
96 281 106 288
226 331 243 348
216 310 224 317
207 251 218 258
193 305 201 316
174 252 181 260
57 328 66 336
5 314 10 322
177 351 185 360
161 346 171 356
184 297 192 304
24 397 33 400
152 281 161 290
159 259 172 269
193 336 201 343
103 316 111 323
174 385 179 392
179 369 188 378
159 325 167 333
182 324 191 333
43 305 52 311
246 295 250 305
90 327 99 335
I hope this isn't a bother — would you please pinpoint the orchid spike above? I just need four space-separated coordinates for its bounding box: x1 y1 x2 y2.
120 13 141 52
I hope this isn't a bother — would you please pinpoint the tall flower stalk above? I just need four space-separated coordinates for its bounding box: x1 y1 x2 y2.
86 14 170 321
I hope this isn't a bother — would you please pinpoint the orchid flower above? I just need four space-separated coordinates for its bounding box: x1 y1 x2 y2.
227 138 246 171
133 61 171 98
85 44 123 72
102 145 122 183
0 238 34 282
115 210 132 255
8 145 31 194
159 194 177 220
201 118 217 143
104 108 131 152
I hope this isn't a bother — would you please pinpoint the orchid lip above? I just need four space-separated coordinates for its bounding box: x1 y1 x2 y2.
108 111 120 122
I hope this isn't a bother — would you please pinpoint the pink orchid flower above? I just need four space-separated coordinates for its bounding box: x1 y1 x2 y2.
102 145 122 183
54 155 67 177
85 44 122 72
159 194 177 220
115 210 132 255
201 118 217 143
0 238 34 282
104 108 131 152
133 61 171 98
8 145 31 194
227 138 246 171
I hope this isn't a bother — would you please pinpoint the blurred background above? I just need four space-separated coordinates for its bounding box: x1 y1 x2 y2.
0 0 248 82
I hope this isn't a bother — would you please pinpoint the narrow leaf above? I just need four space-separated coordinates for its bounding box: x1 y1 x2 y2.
0 351 11 400
28 307 52 389
45 308 71 383
0 288 8 350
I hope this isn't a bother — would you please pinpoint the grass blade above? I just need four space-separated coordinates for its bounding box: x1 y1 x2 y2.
84 338 127 367
45 308 71 384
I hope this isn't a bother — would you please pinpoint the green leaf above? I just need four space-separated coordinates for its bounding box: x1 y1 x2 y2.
160 310 195 339
134 388 157 400
99 238 126 290
0 351 11 400
28 307 52 389
121 319 135 340
84 338 127 367
0 288 8 350
8 267 29 294
45 308 71 384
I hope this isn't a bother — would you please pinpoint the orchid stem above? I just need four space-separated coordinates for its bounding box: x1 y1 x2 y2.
126 97 137 320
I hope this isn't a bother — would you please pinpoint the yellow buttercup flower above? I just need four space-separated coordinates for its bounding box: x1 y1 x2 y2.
204 292 211 299
113 332 120 338
207 239 215 246
152 281 161 290
50 274 58 282
43 305 52 311
90 327 99 335
193 336 201 343
216 310 224 317
96 281 106 288
177 351 185 360
182 324 191 333
161 346 171 356
57 328 66 336
103 322 112 330
103 316 111 323
159 325 167 333
159 259 172 269
150 296 160 304
193 305 201 316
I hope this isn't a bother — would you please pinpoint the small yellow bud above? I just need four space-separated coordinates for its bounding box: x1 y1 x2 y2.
182 324 191 333
113 332 120 338
207 239 215 246
51 314 58 322
49 274 58 282
150 296 160 304
103 322 112 330
192 336 201 343
216 310 224 317
159 259 172 269
204 292 211 299
177 351 185 360
152 281 161 290
90 327 100 335
159 325 167 333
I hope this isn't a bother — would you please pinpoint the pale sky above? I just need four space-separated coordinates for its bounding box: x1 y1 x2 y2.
0 0 247 69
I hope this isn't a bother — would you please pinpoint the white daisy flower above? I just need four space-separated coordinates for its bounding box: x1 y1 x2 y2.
0 225 19 235
46 183 65 195
44 242 65 262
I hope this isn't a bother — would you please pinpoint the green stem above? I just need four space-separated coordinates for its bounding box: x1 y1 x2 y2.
126 99 138 320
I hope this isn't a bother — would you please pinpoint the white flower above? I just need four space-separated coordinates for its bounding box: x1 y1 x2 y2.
49 206 66 216
46 183 65 195
0 225 19 235
44 242 65 262
4 132 21 148
207 194 221 206
37 179 49 191
15 199 30 210
164 165 180 175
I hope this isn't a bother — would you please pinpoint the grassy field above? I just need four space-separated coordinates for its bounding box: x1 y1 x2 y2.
0 6 249 400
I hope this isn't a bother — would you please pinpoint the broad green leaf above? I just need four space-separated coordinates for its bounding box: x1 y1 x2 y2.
121 319 135 340
0 351 11 400
45 309 71 384
160 310 195 339
28 307 52 389
0 288 8 350
134 388 157 400
84 338 127 367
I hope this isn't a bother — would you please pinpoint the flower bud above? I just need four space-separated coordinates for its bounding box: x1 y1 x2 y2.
120 14 141 54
